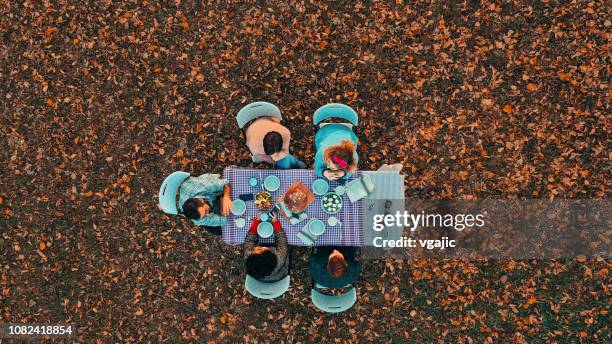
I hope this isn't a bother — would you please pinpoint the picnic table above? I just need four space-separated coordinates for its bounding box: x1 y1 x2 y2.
221 167 404 247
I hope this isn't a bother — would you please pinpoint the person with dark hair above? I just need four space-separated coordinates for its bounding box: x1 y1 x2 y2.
178 174 233 228
309 246 361 288
315 123 359 181
244 214 289 282
263 131 283 156
245 116 306 169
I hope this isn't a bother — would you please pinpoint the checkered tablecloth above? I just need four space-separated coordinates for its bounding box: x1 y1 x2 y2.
222 167 365 246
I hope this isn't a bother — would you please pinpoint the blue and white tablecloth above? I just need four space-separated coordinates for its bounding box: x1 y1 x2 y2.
222 167 405 247
222 167 365 246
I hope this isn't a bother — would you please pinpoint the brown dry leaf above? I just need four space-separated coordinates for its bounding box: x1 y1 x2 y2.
527 295 537 305
181 20 190 31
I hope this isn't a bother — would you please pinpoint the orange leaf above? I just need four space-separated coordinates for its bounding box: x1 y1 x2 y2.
0 196 3 205
181 20 190 31
39 242 46 251
527 295 537 305
503 105 512 113
526 83 536 91
46 98 54 106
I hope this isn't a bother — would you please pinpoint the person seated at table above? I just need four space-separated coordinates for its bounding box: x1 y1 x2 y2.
314 122 359 181
245 116 306 169
244 214 289 282
309 246 361 288
178 174 233 234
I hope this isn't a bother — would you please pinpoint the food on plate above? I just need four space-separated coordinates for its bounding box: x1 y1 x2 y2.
255 191 273 210
321 192 342 213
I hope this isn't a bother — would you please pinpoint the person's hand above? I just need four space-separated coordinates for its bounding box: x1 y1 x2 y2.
256 213 261 220
271 213 278 222
221 195 233 216
323 169 341 181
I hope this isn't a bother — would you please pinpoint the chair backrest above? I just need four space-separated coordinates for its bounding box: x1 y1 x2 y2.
310 286 357 313
236 101 282 129
159 171 191 215
245 274 290 299
313 103 359 126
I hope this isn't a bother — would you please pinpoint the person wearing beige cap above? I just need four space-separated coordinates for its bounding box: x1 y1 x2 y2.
245 117 306 169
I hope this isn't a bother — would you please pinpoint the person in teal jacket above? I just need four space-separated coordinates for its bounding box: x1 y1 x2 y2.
314 124 359 182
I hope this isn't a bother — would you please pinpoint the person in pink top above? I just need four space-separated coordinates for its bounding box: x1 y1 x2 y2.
244 117 306 169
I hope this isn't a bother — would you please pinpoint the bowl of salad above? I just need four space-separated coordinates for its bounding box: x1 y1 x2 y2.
321 192 342 214
255 191 273 210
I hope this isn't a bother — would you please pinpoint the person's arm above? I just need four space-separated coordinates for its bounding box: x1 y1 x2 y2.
280 126 291 157
194 213 228 227
194 174 228 194
221 183 233 216
244 218 260 257
249 218 261 234
314 153 326 178
272 218 288 264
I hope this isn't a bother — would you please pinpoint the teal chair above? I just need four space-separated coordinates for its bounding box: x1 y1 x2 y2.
310 283 357 313
313 103 359 127
236 101 282 129
159 171 190 215
245 275 291 299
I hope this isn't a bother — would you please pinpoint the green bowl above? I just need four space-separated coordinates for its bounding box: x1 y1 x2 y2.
321 192 342 214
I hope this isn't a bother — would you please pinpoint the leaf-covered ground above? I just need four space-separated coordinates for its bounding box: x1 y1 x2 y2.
0 1 609 342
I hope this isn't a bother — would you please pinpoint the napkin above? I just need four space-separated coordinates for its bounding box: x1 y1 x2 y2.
345 174 375 203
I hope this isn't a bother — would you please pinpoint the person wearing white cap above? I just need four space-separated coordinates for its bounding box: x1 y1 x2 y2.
159 171 233 233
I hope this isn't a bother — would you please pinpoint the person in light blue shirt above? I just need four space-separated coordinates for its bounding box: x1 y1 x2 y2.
314 124 359 182
178 174 232 228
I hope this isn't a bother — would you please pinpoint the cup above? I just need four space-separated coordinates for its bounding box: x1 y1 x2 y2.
327 216 338 226
235 218 246 228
